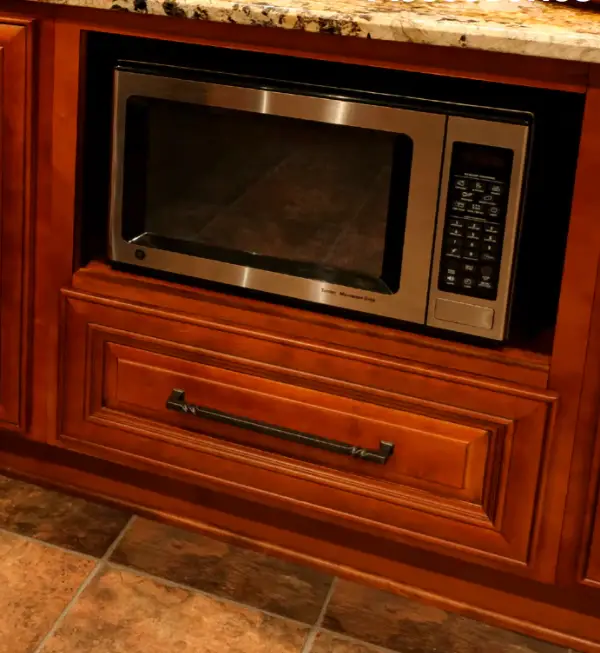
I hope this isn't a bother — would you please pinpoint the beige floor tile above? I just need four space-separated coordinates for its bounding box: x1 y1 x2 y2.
0 530 95 653
40 566 310 653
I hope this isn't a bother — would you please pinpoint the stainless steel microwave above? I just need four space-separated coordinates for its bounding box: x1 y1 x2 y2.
107 58 553 343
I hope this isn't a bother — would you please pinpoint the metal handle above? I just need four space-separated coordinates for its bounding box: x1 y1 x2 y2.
166 389 395 465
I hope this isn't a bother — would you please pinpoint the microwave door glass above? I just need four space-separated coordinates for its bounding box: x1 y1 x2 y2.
120 96 412 295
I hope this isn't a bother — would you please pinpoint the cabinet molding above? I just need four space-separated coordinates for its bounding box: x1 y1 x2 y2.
0 20 32 429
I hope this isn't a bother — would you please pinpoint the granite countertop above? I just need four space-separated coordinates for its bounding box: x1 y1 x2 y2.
23 0 600 63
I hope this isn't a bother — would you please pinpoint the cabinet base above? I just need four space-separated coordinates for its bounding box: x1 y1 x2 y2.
2 434 600 653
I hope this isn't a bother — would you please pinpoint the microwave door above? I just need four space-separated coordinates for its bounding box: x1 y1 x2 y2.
109 68 446 326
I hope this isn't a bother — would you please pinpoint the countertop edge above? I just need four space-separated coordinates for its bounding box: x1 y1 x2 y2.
20 0 600 64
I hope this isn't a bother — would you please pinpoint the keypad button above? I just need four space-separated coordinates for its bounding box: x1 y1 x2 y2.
462 277 475 290
483 234 498 244
480 265 494 281
445 264 459 276
454 179 468 190
463 262 477 274
472 180 486 192
446 246 461 258
452 200 466 212
444 273 458 286
449 219 463 228
477 280 494 291
484 224 500 234
449 227 463 238
460 191 474 201
482 243 498 255
448 236 463 248
465 240 479 251
466 232 480 241
467 222 482 232
463 251 479 261
490 184 503 196
480 252 497 263
487 206 500 218
482 194 494 202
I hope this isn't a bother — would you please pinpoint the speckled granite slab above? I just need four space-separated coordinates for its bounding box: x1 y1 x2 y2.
22 0 600 63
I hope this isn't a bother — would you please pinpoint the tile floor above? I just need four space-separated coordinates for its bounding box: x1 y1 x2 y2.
0 473 576 653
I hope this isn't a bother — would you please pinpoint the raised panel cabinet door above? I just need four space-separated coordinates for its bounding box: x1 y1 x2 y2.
0 22 32 429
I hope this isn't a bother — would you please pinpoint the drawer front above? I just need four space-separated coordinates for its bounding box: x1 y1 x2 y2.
107 345 489 503
60 290 557 575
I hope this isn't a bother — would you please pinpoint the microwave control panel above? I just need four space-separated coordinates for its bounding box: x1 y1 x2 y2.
437 143 515 300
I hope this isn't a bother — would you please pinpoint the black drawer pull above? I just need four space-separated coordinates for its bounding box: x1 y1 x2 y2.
166 389 395 465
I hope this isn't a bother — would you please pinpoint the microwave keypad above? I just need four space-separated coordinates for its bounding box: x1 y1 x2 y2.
438 143 514 301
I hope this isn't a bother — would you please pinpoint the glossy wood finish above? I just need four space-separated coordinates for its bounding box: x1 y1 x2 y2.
2 0 600 649
59 276 557 575
528 82 600 588
0 20 32 430
586 502 600 585
550 75 600 593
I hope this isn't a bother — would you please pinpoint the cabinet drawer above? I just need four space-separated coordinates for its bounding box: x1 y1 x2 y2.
59 290 557 576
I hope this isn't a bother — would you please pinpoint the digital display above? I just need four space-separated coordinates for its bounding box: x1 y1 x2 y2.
453 142 514 175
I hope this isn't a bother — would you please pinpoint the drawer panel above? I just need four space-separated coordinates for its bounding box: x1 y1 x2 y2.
60 290 557 575
108 345 489 503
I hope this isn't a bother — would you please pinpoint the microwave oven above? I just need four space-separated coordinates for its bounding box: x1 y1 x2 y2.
96 37 583 343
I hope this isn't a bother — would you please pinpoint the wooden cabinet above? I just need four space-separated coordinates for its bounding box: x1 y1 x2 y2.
586 504 600 585
0 21 31 430
3 5 600 649
58 272 557 578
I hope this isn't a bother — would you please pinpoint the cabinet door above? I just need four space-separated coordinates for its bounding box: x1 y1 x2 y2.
0 22 31 429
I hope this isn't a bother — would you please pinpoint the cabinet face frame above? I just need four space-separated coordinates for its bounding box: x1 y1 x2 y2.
24 9 600 591
555 74 600 591
0 20 32 431
6 1 600 647
585 503 600 585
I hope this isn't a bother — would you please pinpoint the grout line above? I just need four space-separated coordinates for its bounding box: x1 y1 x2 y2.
30 515 137 653
106 560 316 630
300 577 338 653
103 514 138 560
0 527 100 562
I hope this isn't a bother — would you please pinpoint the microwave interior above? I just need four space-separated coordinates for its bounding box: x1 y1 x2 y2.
120 97 410 297
80 33 585 351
